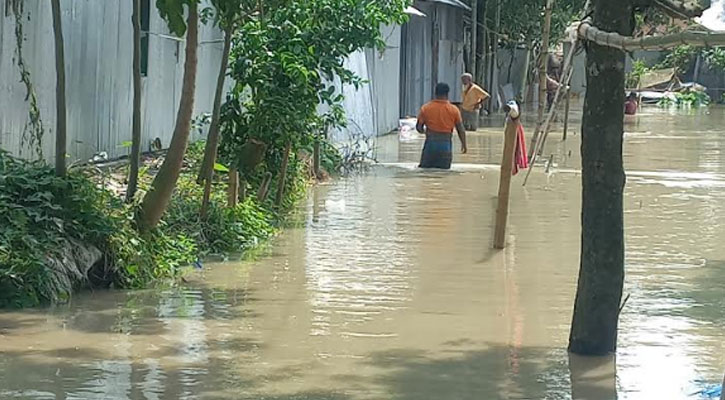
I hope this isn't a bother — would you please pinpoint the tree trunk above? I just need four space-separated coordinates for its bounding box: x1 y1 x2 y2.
137 4 199 231
313 136 321 179
720 372 724 400
199 26 233 217
198 25 233 184
275 142 292 207
257 172 272 203
529 0 554 158
470 0 478 76
569 0 632 356
51 0 67 177
227 168 239 207
127 0 142 202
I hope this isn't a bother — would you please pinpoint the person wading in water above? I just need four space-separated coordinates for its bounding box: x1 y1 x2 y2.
416 82 468 169
460 73 489 131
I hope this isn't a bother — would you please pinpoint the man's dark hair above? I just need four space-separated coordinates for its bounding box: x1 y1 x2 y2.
434 82 450 98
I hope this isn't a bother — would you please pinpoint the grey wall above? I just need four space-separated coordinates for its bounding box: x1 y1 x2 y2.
367 24 402 136
0 0 225 162
400 2 464 118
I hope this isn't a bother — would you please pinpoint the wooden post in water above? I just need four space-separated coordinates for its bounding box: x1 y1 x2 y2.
494 109 520 249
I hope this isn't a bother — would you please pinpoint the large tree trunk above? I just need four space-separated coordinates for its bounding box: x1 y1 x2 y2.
51 0 67 177
199 26 233 217
127 0 142 202
137 5 199 230
569 0 633 356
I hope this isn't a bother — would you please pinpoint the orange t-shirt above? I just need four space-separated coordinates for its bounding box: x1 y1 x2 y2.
417 99 463 134
462 84 489 111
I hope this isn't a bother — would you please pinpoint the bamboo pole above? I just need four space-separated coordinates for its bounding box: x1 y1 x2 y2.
491 0 501 111
563 84 571 141
529 0 554 159
432 7 440 93
494 112 520 249
520 41 532 104
470 0 478 76
523 39 578 186
577 22 725 51
480 0 489 99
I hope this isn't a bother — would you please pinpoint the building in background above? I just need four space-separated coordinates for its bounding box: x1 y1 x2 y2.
0 0 225 162
1 0 469 161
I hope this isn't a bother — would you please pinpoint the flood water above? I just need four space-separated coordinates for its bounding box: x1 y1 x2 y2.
1 106 724 399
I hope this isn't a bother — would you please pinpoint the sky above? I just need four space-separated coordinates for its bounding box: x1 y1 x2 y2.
697 0 725 31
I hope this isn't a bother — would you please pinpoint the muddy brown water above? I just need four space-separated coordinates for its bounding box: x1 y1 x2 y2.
1 107 724 399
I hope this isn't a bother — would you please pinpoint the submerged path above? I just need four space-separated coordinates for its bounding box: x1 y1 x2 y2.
1 107 724 399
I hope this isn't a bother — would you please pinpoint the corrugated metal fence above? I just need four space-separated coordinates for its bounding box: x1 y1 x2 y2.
0 0 224 163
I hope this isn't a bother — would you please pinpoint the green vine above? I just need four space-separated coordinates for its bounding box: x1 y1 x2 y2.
7 0 45 159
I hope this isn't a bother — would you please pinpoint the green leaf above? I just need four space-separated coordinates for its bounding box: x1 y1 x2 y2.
213 163 230 173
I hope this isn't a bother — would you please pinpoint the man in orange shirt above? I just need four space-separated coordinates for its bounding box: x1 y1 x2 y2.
416 83 468 169
461 73 489 131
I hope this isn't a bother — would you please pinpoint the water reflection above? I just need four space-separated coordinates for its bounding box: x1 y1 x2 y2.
569 354 617 400
0 106 724 398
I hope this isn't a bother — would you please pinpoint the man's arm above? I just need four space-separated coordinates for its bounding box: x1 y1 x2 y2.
455 121 467 154
416 108 426 133
416 120 425 134
475 87 490 109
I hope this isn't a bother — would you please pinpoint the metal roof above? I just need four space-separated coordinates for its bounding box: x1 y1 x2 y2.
424 0 472 12
404 6 427 17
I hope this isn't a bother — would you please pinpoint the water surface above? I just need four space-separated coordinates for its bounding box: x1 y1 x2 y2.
1 106 723 399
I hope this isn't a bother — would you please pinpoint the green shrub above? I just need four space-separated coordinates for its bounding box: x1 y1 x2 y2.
0 152 196 307
0 152 116 307
163 172 276 255
658 91 710 108
0 135 312 308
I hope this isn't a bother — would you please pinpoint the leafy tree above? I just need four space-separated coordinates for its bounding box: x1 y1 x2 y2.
197 0 256 217
137 0 200 230
217 0 406 204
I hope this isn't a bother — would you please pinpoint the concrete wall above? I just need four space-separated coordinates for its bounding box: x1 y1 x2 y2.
0 0 225 162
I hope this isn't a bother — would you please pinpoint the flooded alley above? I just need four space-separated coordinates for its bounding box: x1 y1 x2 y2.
1 107 724 399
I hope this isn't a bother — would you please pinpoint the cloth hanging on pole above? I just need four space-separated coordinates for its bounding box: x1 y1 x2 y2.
513 122 529 176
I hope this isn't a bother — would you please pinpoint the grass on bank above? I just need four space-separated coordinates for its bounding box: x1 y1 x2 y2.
0 142 317 308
